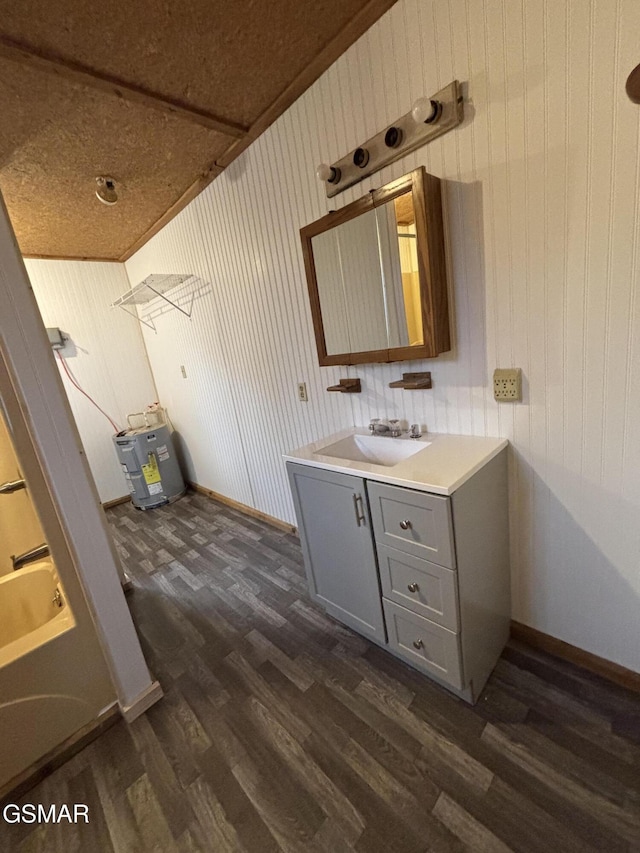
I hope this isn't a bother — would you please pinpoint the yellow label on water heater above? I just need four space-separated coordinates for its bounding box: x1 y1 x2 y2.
141 452 161 485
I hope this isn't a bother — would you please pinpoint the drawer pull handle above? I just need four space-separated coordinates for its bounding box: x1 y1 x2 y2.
353 493 366 527
407 582 419 593
413 639 424 650
399 519 412 530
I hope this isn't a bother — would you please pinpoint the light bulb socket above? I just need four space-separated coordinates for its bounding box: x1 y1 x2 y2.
95 176 118 205
353 147 370 168
317 163 341 184
426 100 442 123
412 98 442 125
384 126 403 148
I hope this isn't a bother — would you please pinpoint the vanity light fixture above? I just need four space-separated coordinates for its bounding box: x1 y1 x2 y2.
317 80 463 198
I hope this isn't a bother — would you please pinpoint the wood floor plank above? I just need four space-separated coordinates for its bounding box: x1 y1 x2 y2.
145 687 211 790
356 679 494 792
220 702 327 844
93 760 146 853
305 731 448 853
185 775 248 852
66 765 116 853
503 642 639 715
482 722 640 846
321 677 441 800
128 714 196 839
432 791 513 853
245 628 315 691
247 696 365 844
222 650 312 744
231 753 323 853
484 776 604 853
126 773 179 853
194 755 280 853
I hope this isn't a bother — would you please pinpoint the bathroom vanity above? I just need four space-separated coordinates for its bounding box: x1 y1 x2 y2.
285 430 510 704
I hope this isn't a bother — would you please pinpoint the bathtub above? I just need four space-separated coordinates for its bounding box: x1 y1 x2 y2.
0 559 75 670
0 558 114 789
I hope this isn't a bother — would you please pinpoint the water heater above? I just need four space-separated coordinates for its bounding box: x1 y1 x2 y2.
112 423 185 510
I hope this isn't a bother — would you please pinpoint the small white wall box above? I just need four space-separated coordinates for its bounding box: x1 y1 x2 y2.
46 327 65 350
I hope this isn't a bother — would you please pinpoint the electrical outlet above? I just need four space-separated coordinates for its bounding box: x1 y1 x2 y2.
297 382 308 402
493 368 522 402
180 365 187 379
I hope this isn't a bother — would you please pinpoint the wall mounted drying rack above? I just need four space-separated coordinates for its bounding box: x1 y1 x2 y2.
112 273 194 332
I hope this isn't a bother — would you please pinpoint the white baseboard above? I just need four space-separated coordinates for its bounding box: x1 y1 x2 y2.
120 680 164 723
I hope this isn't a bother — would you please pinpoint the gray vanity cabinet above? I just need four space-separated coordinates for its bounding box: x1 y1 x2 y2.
287 449 510 704
286 464 386 643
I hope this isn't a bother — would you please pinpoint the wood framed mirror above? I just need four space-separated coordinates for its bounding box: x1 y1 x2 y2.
300 166 450 366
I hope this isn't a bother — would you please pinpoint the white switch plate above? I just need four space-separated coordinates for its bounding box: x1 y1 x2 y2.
297 382 308 402
180 365 187 379
493 368 522 402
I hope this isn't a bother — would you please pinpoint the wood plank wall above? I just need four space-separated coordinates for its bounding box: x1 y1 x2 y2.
24 259 158 502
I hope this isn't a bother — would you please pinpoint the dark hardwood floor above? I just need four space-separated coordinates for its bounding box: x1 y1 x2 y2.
3 491 640 852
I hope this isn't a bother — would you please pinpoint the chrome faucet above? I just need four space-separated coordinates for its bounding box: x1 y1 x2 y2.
368 419 390 435
0 478 26 495
369 418 404 437
12 543 50 571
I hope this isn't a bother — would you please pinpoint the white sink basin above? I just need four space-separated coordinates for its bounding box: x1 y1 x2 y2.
317 433 430 467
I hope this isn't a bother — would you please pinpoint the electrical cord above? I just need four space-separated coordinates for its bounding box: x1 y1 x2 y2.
55 351 121 433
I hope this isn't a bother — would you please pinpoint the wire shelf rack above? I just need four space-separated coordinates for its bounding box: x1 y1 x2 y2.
112 274 194 331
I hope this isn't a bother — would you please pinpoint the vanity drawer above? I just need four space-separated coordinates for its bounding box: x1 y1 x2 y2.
378 545 459 630
367 482 455 568
383 600 463 689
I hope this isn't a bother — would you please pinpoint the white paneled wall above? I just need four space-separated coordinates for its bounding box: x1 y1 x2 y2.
24 260 158 503
126 0 640 672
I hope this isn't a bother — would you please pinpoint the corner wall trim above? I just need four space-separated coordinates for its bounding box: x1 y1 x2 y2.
510 621 640 695
189 482 296 534
120 680 164 723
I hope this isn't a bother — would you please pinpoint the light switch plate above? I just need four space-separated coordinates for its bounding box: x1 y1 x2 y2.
493 368 522 402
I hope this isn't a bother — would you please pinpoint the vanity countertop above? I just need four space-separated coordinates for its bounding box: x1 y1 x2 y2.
284 429 508 496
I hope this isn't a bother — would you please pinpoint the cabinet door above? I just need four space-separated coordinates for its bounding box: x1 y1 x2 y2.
287 463 386 643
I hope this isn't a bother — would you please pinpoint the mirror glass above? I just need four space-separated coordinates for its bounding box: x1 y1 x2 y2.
310 190 423 356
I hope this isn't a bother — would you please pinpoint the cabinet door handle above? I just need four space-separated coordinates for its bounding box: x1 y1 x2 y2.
413 638 424 650
353 493 366 527
407 582 419 593
399 519 412 530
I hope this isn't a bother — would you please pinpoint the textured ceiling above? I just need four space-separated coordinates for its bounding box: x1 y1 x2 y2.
0 0 397 260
